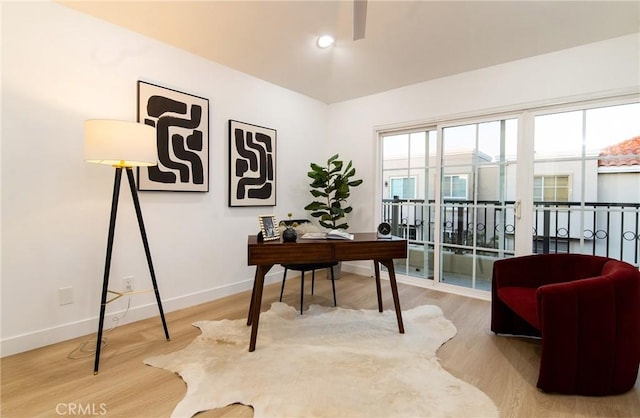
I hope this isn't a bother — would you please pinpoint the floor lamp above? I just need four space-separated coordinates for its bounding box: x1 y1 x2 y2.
84 119 170 375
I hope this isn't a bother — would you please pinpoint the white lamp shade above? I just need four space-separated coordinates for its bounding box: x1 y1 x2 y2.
84 119 157 167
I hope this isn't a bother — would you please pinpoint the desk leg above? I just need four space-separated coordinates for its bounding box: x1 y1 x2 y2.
373 261 383 312
378 259 404 334
247 269 258 326
249 264 272 351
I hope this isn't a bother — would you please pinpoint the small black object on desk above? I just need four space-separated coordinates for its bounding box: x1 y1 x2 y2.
282 227 297 242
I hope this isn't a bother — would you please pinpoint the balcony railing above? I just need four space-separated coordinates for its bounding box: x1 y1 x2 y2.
382 198 640 266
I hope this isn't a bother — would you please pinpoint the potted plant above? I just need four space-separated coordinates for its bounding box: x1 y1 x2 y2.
304 154 363 230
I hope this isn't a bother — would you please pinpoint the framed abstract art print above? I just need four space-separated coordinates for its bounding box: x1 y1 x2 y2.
137 81 209 192
229 120 276 206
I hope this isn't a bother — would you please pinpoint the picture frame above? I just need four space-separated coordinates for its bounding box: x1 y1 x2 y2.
258 215 279 241
137 81 209 192
229 120 276 206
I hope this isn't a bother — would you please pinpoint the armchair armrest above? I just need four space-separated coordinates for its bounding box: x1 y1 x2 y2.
536 275 638 394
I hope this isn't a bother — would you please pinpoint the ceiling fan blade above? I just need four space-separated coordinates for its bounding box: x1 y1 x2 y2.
353 0 367 41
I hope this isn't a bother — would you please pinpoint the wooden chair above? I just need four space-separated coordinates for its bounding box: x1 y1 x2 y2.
279 262 338 314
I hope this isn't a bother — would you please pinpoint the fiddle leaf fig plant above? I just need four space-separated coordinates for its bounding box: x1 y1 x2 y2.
304 154 363 230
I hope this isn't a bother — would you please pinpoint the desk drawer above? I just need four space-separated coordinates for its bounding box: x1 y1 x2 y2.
333 240 407 261
248 242 333 265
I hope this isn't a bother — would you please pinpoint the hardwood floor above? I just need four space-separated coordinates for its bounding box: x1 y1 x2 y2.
2 272 639 417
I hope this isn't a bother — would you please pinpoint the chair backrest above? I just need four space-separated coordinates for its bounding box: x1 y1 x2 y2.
492 253 611 289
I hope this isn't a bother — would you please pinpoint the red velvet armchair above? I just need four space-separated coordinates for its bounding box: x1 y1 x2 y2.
491 253 640 395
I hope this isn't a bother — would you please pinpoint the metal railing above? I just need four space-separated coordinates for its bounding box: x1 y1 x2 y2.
533 201 640 264
382 197 640 266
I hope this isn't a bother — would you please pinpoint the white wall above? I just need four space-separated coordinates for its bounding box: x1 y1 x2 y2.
1 1 328 355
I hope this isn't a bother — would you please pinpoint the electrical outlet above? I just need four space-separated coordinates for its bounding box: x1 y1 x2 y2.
123 276 135 292
59 287 74 305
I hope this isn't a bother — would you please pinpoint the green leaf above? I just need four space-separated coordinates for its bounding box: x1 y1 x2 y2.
304 202 325 210
319 220 334 229
330 160 343 173
310 189 327 198
310 162 324 171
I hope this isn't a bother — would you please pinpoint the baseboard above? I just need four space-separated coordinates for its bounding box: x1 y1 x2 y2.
0 271 284 358
2 262 489 357
0 262 418 357
340 260 374 277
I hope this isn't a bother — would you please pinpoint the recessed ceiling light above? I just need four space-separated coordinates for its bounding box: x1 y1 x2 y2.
317 35 335 49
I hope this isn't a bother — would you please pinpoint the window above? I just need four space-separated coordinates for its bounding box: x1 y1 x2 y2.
442 175 468 199
379 95 639 293
533 175 569 202
389 176 416 199
533 101 640 261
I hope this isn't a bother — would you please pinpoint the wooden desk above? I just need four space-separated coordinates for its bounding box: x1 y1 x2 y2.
246 233 408 351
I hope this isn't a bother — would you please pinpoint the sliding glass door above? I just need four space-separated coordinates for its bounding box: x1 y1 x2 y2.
380 96 639 295
380 116 522 293
438 117 518 291
381 130 437 280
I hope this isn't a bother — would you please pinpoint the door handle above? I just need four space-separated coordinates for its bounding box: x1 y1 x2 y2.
514 200 522 219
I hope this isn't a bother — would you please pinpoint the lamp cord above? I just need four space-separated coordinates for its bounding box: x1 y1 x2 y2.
67 296 132 360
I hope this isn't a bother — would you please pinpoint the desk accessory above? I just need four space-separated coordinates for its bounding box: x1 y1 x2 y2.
258 215 279 241
377 222 392 239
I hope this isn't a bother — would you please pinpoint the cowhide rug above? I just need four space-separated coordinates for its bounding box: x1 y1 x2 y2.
144 302 498 418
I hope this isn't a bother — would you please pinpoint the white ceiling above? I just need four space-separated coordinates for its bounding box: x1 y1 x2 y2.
60 1 640 104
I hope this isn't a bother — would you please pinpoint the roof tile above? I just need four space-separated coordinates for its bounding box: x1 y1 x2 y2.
598 135 640 167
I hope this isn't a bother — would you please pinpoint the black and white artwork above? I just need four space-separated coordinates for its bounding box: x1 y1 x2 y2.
229 120 276 207
137 81 209 192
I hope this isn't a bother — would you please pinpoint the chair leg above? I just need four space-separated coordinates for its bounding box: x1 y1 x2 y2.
279 268 288 302
300 271 305 314
311 270 315 295
330 267 337 306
